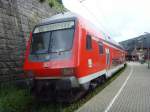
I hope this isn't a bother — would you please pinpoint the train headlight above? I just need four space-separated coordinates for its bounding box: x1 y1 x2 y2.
62 68 74 76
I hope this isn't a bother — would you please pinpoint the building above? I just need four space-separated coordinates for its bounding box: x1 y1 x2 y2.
119 33 150 61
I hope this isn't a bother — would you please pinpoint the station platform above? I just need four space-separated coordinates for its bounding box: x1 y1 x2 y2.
76 62 150 112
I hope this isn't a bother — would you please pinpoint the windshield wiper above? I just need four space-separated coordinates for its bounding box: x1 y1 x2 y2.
48 32 53 53
48 49 71 55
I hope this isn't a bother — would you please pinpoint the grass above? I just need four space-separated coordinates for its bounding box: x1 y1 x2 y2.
0 64 126 112
0 84 33 112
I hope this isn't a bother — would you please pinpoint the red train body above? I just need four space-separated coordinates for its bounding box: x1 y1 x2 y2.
24 12 126 100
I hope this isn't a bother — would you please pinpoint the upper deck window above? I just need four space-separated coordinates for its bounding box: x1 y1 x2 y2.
86 34 92 50
99 42 104 54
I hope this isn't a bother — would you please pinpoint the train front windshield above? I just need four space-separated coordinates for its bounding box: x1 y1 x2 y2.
31 21 75 54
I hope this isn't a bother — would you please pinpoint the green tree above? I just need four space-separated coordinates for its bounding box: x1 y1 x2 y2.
39 0 65 12
48 0 65 12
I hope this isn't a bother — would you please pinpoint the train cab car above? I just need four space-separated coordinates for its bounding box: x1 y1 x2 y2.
23 12 126 101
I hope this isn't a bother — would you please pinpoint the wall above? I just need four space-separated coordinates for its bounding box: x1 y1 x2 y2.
0 0 56 82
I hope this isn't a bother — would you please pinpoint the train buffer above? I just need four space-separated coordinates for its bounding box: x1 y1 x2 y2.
76 62 150 112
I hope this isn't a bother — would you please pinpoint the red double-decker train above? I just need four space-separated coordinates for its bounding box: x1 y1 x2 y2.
24 12 126 101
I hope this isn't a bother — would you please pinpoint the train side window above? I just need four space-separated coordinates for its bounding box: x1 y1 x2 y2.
86 34 92 50
99 42 104 54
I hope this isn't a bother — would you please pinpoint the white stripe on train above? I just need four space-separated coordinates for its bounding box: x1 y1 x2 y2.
78 69 106 84
78 64 125 84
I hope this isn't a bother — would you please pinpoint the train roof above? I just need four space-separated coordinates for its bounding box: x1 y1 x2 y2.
38 12 124 51
40 12 77 25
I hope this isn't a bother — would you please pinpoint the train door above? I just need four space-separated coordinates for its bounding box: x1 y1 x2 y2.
106 48 110 65
105 48 111 77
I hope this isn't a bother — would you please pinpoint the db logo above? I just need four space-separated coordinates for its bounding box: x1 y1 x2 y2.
43 62 49 68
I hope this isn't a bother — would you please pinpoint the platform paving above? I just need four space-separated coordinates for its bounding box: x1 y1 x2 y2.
76 62 150 112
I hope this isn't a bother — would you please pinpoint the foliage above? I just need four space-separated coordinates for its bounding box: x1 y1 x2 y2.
48 0 65 12
39 0 65 12
0 86 32 112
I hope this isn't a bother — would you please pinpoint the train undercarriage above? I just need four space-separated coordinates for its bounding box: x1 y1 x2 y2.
30 74 106 103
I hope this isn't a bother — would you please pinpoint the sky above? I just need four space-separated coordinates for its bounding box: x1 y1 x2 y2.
62 0 150 42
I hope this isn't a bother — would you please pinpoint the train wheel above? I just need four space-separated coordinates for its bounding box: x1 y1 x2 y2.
101 75 106 84
89 82 97 90
81 82 90 90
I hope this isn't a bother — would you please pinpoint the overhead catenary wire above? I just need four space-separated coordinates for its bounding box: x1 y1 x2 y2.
79 0 122 44
79 0 111 38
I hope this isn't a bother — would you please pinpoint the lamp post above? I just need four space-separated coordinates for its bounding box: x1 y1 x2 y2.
137 37 143 63
148 37 150 69
144 37 150 69
144 33 150 69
